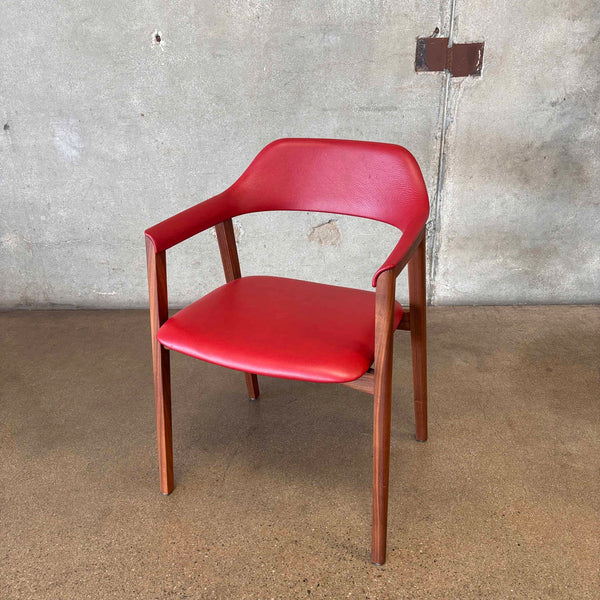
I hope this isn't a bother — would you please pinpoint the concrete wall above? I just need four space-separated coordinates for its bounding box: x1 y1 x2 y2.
1 1 598 308
434 1 600 304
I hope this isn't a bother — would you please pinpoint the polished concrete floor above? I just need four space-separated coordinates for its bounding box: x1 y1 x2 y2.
1 306 598 599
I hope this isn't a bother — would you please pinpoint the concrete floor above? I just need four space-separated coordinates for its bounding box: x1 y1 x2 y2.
1 306 598 599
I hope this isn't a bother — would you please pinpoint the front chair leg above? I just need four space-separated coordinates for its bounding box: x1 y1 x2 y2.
371 269 396 565
146 239 174 495
372 363 393 565
153 344 174 495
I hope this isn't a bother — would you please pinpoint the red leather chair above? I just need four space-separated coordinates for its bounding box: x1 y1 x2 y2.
145 138 429 565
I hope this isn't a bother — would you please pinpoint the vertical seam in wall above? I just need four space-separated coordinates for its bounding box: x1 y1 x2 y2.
427 0 457 303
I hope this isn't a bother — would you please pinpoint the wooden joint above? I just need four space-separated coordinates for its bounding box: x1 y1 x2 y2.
342 369 374 395
397 308 410 330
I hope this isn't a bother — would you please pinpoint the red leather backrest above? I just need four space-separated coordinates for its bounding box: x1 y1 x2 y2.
145 138 430 254
226 138 429 231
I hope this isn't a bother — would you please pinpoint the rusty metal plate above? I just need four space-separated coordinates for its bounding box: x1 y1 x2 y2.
415 37 484 77
448 42 484 76
415 37 449 73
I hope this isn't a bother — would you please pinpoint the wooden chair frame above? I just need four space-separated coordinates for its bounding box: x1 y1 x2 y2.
146 219 427 566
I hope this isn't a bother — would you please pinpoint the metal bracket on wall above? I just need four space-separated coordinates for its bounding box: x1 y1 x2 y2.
415 37 484 77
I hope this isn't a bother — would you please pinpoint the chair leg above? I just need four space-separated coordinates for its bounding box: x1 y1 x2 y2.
408 236 428 442
372 363 393 565
146 240 174 495
153 344 174 495
245 373 260 400
214 220 259 402
371 269 396 565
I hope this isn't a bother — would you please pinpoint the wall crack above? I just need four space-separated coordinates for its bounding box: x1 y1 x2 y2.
427 0 458 304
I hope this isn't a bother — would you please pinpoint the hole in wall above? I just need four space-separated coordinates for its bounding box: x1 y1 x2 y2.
151 29 165 51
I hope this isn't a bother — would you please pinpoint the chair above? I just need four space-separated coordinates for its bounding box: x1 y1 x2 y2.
144 138 429 565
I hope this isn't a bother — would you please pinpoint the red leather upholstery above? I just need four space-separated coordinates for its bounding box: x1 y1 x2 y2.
145 138 429 285
145 139 430 561
157 276 403 383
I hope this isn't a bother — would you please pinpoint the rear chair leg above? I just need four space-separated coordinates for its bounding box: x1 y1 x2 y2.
408 236 428 442
214 220 260 402
245 373 260 400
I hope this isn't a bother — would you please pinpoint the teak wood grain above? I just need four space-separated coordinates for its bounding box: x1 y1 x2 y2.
371 268 396 565
408 235 428 442
215 219 242 281
215 219 260 399
392 227 426 279
146 237 174 495
343 304 409 396
397 309 410 331
342 369 375 394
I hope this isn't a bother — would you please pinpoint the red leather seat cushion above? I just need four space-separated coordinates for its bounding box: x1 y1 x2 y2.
157 276 403 383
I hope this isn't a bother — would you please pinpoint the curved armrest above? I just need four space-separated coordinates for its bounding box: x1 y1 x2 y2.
146 192 426 288
144 192 236 253
371 224 426 287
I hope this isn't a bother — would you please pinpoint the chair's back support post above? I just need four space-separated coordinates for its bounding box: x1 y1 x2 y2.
214 220 260 400
408 234 428 442
215 219 242 281
145 237 174 494
371 268 396 565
